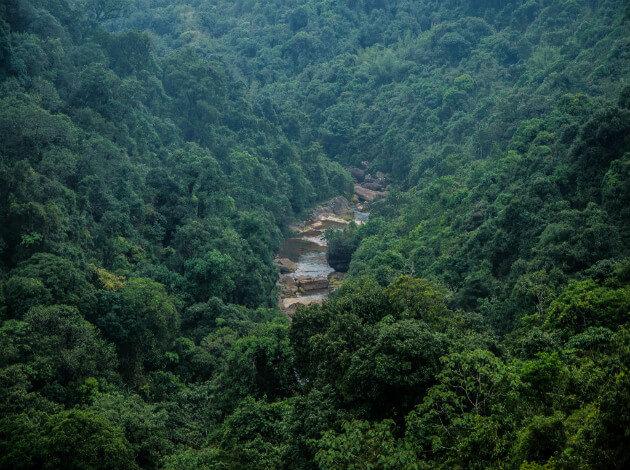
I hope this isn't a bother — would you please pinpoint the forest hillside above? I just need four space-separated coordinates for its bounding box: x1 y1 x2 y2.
0 1 628 468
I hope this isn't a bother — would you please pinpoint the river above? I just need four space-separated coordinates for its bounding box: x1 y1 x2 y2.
276 184 383 314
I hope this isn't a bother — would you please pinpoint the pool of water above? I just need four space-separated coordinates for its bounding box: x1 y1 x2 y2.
278 237 326 261
293 251 335 278
277 203 371 313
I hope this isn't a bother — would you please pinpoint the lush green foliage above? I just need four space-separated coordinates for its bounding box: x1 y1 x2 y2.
1 0 628 468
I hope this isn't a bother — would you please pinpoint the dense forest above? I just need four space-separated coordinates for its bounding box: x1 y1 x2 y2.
0 0 629 468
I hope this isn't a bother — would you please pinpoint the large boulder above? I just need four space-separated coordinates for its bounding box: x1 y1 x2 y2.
349 167 366 182
329 196 352 215
312 196 352 218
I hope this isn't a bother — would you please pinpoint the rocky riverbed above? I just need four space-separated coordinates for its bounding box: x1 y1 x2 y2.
276 175 386 315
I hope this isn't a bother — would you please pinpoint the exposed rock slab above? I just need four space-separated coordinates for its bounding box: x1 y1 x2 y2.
312 196 353 218
296 276 329 292
281 294 326 314
354 184 387 202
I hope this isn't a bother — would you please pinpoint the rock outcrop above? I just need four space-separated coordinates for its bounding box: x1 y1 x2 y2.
354 184 386 202
279 275 298 296
276 257 298 274
312 196 353 219
277 173 385 315
349 167 366 182
295 276 329 292
281 296 325 314
362 171 388 191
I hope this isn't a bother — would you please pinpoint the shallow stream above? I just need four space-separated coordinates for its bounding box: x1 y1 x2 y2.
277 203 369 313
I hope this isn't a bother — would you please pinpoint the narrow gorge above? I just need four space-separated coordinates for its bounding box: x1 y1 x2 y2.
276 170 387 314
2 1 628 467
